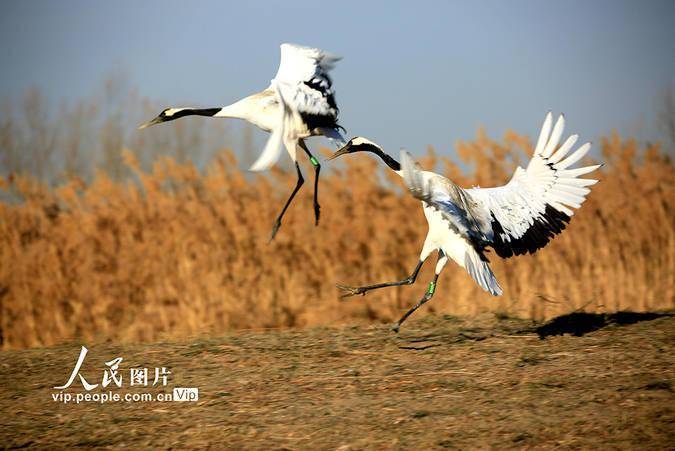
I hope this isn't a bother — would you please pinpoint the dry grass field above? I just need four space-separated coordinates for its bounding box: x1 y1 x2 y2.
0 313 673 449
0 126 673 349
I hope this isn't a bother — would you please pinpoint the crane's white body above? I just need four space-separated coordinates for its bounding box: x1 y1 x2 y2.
420 191 460 275
391 167 500 294
214 87 345 168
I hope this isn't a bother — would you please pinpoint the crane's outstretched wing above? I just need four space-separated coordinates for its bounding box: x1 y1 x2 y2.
400 112 600 263
250 43 343 172
466 112 601 258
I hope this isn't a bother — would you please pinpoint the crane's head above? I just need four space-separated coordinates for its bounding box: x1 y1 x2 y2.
327 137 401 171
327 137 382 160
138 108 187 129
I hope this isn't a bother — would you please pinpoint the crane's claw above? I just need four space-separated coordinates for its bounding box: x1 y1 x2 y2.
313 203 321 226
336 284 367 299
269 219 282 242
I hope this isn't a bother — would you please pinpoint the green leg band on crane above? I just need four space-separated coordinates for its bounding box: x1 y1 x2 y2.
309 156 319 167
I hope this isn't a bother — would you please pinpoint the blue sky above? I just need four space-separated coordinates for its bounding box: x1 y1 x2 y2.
1 0 674 157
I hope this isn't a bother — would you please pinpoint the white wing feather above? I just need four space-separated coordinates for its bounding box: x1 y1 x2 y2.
271 43 340 118
467 113 601 257
273 43 340 85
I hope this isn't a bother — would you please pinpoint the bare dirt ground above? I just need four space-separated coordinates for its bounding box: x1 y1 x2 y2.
1 312 673 449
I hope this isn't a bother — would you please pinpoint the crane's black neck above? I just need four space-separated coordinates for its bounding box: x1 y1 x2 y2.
379 151 401 172
170 108 221 120
355 143 401 171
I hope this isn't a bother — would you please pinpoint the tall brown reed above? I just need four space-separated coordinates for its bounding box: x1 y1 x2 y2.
0 130 673 349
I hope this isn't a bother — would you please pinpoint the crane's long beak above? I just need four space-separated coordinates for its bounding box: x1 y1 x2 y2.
138 116 164 130
326 142 353 161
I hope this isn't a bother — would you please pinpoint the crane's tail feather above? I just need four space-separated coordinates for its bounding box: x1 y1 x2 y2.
249 80 291 172
464 250 503 296
250 126 284 172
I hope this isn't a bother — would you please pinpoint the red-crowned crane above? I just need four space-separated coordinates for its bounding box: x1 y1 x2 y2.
140 43 346 240
328 113 601 332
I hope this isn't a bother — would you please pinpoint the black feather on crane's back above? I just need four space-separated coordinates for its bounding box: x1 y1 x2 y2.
304 78 338 112
301 77 341 133
300 112 341 133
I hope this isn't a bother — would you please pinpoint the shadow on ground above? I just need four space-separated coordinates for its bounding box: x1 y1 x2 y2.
535 311 673 338
391 311 674 349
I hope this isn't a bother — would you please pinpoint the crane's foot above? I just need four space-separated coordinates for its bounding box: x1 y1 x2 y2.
269 219 282 242
391 291 434 333
336 284 367 299
313 202 321 226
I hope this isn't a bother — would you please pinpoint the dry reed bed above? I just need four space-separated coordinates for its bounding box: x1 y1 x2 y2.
0 131 673 349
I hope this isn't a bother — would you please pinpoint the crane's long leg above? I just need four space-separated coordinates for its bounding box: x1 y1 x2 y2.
336 260 425 298
270 162 304 241
392 251 447 333
298 139 321 225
